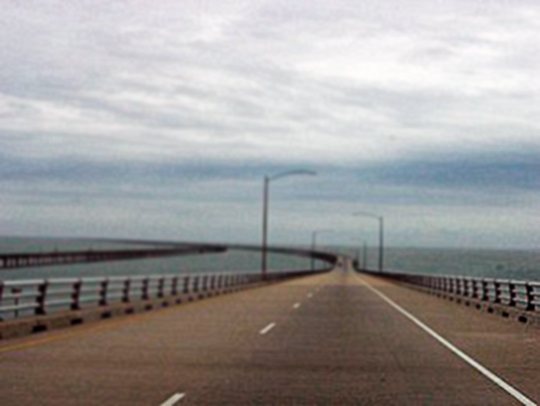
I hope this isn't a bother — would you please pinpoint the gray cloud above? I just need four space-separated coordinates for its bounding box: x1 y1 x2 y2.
2 0 540 248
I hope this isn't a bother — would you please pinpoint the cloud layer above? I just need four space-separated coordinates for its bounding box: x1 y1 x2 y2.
2 0 540 248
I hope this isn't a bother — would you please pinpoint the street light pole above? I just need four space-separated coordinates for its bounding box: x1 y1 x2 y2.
378 216 384 272
363 241 368 270
262 176 270 278
261 170 316 279
348 237 363 271
353 211 384 272
311 229 333 271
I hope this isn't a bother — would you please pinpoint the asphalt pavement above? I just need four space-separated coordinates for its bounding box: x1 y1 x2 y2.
0 261 538 405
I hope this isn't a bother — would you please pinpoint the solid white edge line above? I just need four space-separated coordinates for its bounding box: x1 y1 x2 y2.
354 274 537 406
160 393 185 406
260 322 276 335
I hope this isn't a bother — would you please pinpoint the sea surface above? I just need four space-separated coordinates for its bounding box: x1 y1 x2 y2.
1 237 540 282
0 237 320 281
336 246 540 282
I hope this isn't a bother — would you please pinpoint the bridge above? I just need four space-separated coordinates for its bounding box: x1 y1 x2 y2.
0 246 539 405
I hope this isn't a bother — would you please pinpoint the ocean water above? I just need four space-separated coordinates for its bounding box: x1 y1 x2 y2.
341 246 540 282
1 238 540 282
0 237 320 281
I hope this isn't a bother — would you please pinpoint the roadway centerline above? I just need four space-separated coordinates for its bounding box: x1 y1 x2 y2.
160 393 185 406
354 273 537 406
260 322 276 335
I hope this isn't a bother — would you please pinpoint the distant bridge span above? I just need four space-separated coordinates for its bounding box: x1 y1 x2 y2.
0 239 338 270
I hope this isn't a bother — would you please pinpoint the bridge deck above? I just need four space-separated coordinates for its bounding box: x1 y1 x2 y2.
0 262 538 405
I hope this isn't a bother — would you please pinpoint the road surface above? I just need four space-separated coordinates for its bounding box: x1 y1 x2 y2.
0 261 538 405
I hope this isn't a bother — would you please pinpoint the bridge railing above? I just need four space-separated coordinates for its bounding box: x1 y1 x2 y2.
0 269 326 321
360 270 540 313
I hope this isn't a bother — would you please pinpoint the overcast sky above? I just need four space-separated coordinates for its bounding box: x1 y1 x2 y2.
2 0 540 249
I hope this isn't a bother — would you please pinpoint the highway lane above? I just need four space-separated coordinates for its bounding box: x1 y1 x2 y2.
0 262 538 405
356 272 540 404
183 266 536 405
0 271 332 405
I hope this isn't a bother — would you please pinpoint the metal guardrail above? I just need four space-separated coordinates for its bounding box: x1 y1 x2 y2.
0 269 324 321
361 270 540 312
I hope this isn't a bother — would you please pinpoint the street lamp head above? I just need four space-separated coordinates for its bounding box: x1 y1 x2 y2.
268 169 317 182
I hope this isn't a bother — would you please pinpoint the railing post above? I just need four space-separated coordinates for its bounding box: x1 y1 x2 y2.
448 278 455 294
525 282 534 311
12 287 21 318
457 278 463 296
71 279 82 311
509 281 516 307
157 277 165 298
183 276 190 294
122 278 131 303
99 279 109 306
141 278 150 301
471 279 478 299
481 279 489 301
464 278 471 297
171 276 178 296
35 280 49 316
494 280 501 303
193 276 199 293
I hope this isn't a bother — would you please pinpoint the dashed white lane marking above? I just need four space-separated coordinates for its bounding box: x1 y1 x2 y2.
293 303 301 309
307 293 313 298
160 393 185 406
260 323 276 335
355 274 537 406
